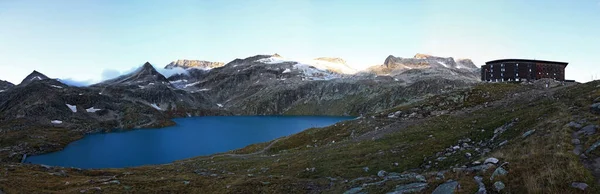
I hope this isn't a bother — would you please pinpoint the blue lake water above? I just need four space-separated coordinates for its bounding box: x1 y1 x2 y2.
25 116 352 169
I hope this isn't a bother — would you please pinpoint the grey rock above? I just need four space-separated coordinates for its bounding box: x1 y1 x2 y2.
377 170 387 177
590 103 600 114
363 167 370 172
572 139 581 145
49 170 68 177
432 180 459 194
387 182 428 194
522 129 536 138
465 152 472 158
474 176 487 194
577 125 597 136
493 181 505 191
490 167 508 181
585 140 600 154
344 187 364 194
484 158 499 164
385 173 426 183
498 140 509 147
183 181 190 185
567 121 583 129
571 182 588 191
103 180 120 185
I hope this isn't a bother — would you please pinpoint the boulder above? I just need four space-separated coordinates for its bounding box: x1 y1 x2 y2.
566 121 583 129
571 182 588 191
387 182 428 194
493 181 505 191
577 125 597 136
474 176 487 194
484 158 499 164
385 173 426 183
432 180 459 194
590 103 600 114
522 129 536 138
572 139 581 145
585 140 600 154
344 187 364 194
490 167 508 180
377 170 387 177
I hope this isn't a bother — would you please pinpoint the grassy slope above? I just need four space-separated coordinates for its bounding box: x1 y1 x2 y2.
1 82 600 193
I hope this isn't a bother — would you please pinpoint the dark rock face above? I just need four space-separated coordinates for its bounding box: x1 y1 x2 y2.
175 54 475 116
0 80 14 91
19 70 50 85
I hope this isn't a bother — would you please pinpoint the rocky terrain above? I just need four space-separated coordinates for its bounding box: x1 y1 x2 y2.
11 53 592 193
165 59 225 70
366 54 480 84
0 80 13 92
1 77 598 193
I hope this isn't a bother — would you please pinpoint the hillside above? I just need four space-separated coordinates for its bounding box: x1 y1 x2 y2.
2 80 599 193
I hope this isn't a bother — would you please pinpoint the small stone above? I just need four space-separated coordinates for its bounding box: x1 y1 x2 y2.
474 176 487 194
567 121 583 129
377 170 387 177
432 180 459 194
123 186 132 190
103 180 120 185
183 181 190 185
343 187 363 194
571 182 588 190
578 125 597 136
498 140 509 147
465 152 472 158
491 167 508 180
363 167 370 172
453 145 461 150
484 158 499 164
522 129 536 138
572 139 581 145
494 181 505 191
389 182 428 194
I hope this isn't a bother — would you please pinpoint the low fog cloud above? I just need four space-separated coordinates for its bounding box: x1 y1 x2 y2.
58 78 95 87
58 63 188 86
156 66 188 78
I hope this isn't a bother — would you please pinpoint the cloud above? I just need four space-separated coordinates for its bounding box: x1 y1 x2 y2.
98 63 187 84
156 66 188 78
57 78 95 87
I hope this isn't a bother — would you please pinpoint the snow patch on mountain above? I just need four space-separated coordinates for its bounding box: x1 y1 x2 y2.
86 107 101 113
66 104 77 113
150 103 162 111
51 120 63 124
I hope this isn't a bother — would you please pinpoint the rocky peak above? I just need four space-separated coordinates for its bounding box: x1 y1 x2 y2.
0 79 14 90
165 60 225 70
272 53 282 58
20 70 50 85
384 55 400 67
414 53 432 59
314 57 347 64
97 62 170 86
456 59 478 69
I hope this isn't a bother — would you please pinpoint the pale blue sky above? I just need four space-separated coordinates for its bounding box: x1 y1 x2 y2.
0 0 599 84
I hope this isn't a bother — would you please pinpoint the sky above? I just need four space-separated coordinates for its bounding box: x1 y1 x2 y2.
0 0 599 84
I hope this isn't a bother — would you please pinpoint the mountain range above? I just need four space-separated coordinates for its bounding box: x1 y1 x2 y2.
0 53 479 161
